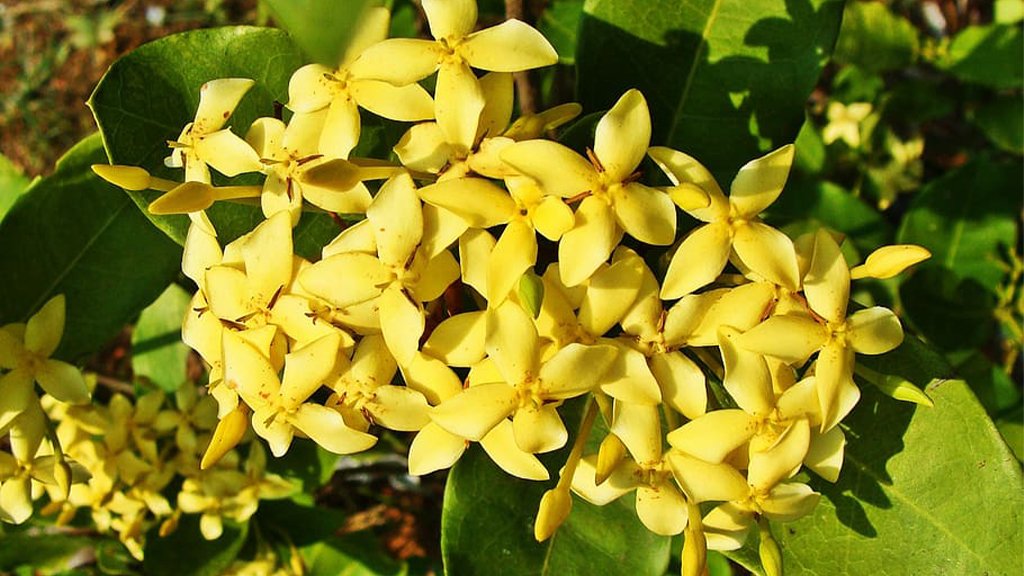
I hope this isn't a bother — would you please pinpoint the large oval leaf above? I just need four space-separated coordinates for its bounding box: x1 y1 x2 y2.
0 134 181 361
88 26 336 255
576 0 844 181
441 404 671 575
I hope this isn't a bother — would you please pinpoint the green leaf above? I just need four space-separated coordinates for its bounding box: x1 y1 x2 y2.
995 0 1024 23
954 351 1022 415
0 134 181 361
265 438 340 499
899 266 997 352
0 153 32 223
539 0 584 65
832 1 919 73
89 26 336 258
740 378 1023 575
576 0 845 181
260 0 371 66
0 530 93 572
769 179 892 255
939 24 1024 90
143 515 248 576
95 539 140 575
303 533 407 576
131 284 191 392
792 117 825 175
972 96 1024 154
897 155 1021 292
441 401 670 576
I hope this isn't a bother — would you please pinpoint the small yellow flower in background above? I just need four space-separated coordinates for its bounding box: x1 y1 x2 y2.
822 101 873 148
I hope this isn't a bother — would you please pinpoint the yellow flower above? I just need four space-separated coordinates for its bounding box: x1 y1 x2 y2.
822 101 873 148
649 144 800 298
502 89 677 286
0 295 89 431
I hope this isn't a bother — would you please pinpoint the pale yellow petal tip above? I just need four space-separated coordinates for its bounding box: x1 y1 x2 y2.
91 164 152 191
148 181 215 215
668 183 710 212
534 488 572 542
850 244 932 280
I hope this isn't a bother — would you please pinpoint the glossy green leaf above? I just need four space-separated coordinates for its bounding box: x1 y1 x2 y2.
897 155 1021 292
265 439 341 501
0 530 93 572
767 378 1021 575
899 267 996 352
441 402 671 576
539 0 584 65
954 352 1021 416
143 516 247 576
0 153 31 223
995 0 1024 23
131 284 191 392
304 533 407 576
972 96 1024 154
89 26 337 257
260 0 371 66
0 134 181 361
833 1 919 73
576 0 844 181
939 24 1024 90
792 117 825 175
770 179 891 255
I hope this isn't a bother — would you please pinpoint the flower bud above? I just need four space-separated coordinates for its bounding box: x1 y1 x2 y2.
595 433 626 486
850 244 931 280
91 164 152 191
201 407 249 470
148 181 215 215
518 270 545 319
534 488 573 542
681 500 706 576
53 459 72 501
758 519 783 576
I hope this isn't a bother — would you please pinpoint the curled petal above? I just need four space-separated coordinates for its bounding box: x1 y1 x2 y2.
299 253 389 308
480 420 550 481
286 64 333 113
599 344 662 405
748 419 811 491
413 250 460 303
423 312 487 367
650 352 706 420
400 352 463 405
194 78 254 133
430 383 516 441
667 410 757 463
291 404 378 454
193 130 261 177
532 196 575 241
394 123 452 174
636 484 688 536
370 386 431 431
668 451 749 503
646 146 729 221
512 404 567 454
737 315 827 365
351 79 435 122
571 454 638 505
408 422 466 475
760 482 820 522
805 425 845 483
501 140 598 198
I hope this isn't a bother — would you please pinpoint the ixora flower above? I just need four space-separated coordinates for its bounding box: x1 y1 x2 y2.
502 89 677 286
0 295 89 431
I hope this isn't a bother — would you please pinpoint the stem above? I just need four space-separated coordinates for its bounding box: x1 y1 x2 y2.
557 396 599 491
505 0 538 115
94 374 135 395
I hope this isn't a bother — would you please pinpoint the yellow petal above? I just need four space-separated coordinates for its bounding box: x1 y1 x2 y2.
302 180 372 215
540 343 618 399
286 64 333 113
534 488 572 542
595 89 650 182
737 315 826 365
148 181 215 215
532 196 575 241
476 73 514 138
348 333 397 388
260 174 300 226
422 0 476 39
579 250 644 337
322 219 377 258
341 6 390 65
423 312 487 368
748 419 810 491
558 197 622 287
423 205 469 261
430 383 516 440
803 228 850 324
369 386 431 431
487 221 537 304
660 222 731 299
90 164 153 191
501 140 598 198
204 266 253 322
599 343 662 405
461 19 558 72
610 402 662 464
290 403 378 454
349 38 441 85
687 282 776 347
612 182 676 246
512 404 567 454
666 410 757 463
814 342 856 432
650 352 706 420
703 503 754 551
36 360 89 404
379 284 425 366
847 307 904 354
571 454 637 505
241 211 293 306
646 146 729 222
222 331 279 410
200 407 249 470
732 222 800 291
636 484 688 536
850 244 931 280
759 482 820 521
408 421 466 475
486 301 539 385
805 425 845 483
458 228 495 297
480 419 550 481
25 295 65 358
435 62 485 156
279 334 341 409
0 371 34 430
668 452 748 503
418 177 515 228
728 145 794 217
319 96 361 159
194 78 254 133
667 183 711 212
367 173 423 269
299 252 389 308
0 476 33 524
351 79 435 122
412 250 460 302
193 129 261 177
394 123 453 174
619 261 662 340
719 326 774 417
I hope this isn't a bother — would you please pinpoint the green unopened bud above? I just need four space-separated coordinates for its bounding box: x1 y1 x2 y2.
91 164 152 191
855 365 934 407
758 518 783 576
534 488 573 542
518 270 545 319
595 433 626 486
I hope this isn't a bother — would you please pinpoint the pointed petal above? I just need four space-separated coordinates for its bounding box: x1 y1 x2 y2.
423 312 487 368
668 451 749 503
703 503 755 551
595 89 650 182
558 197 622 287
368 173 423 269
611 402 662 464
315 95 360 158
422 204 469 259
378 284 425 366
242 211 293 306
486 301 538 386
394 122 452 174
660 222 731 299
457 228 495 297
532 196 575 241
666 410 757 463
222 330 279 410
847 307 904 355
286 64 333 113
400 352 463 405
719 326 774 417
408 422 466 475
25 295 65 358
579 255 644 336
36 360 89 404
291 404 378 454
477 72 514 137
461 19 558 72
322 219 376 258
369 386 431 431
599 343 662 405
194 78 254 133
850 244 931 280
571 454 637 505
816 342 857 432
804 229 850 323
487 221 537 304
760 482 820 521
729 144 794 218
501 140 598 198
349 38 441 85
422 0 476 39
302 180 372 215
281 108 326 157
351 79 434 122
412 250 460 302
435 62 485 156
204 266 253 321
687 282 776 347
0 476 32 524
737 315 827 365
418 177 515 228
512 404 567 454
613 183 676 246
279 334 340 409
651 352 706 420
636 484 688 536
299 253 389 308
430 383 516 441
646 146 729 221
193 130 261 177
0 371 34 430
540 343 618 399
732 222 799 291
805 425 845 483
480 420 549 480
748 419 811 491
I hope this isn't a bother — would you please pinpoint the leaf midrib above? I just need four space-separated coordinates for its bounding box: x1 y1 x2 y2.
664 0 724 145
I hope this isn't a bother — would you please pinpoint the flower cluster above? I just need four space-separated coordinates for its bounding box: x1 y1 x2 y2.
88 1 931 573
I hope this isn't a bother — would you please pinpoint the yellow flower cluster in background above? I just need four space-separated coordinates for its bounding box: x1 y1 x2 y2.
0 0 933 572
